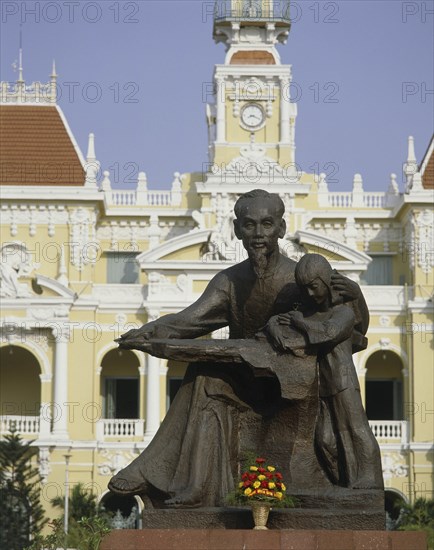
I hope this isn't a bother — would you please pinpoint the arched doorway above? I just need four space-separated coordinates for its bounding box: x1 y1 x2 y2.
100 349 140 420
385 489 407 530
365 351 404 420
99 492 141 529
0 346 41 432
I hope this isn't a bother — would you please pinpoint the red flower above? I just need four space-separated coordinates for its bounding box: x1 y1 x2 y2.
241 473 249 480
261 480 268 488
258 467 266 473
275 472 283 480
243 480 252 487
249 473 257 481
276 482 281 489
265 472 273 479
255 458 266 464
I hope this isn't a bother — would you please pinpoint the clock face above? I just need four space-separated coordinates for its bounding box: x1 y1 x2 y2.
241 104 264 129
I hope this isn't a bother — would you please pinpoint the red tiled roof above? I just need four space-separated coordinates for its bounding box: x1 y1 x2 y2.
0 105 85 185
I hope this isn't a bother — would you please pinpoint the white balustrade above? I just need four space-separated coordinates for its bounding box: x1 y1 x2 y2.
0 415 40 435
108 190 137 206
328 192 352 208
147 191 171 206
326 192 386 208
363 192 386 208
104 189 172 206
97 419 144 439
369 420 408 444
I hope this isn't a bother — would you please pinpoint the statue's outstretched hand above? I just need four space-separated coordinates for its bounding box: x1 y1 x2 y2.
116 323 156 347
331 272 359 301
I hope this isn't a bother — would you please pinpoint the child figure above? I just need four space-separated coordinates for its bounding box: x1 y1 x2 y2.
268 253 383 489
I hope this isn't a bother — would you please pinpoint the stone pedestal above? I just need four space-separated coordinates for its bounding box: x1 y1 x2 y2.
101 529 427 550
139 489 385 531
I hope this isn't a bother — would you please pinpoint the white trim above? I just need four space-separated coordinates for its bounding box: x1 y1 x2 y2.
36 275 76 299
137 229 211 263
96 342 144 371
0 340 51 377
0 186 101 201
359 342 408 372
55 105 86 168
295 230 372 265
419 136 434 176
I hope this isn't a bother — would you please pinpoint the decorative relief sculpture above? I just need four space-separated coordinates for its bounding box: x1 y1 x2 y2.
0 243 35 298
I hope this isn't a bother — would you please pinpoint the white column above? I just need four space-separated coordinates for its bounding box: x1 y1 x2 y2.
215 75 226 143
144 354 161 443
51 330 70 439
280 76 290 143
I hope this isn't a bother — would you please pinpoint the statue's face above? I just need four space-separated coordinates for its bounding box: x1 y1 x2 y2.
233 200 286 256
303 277 329 307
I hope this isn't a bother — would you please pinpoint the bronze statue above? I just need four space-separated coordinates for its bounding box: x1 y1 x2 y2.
266 253 383 489
108 189 382 509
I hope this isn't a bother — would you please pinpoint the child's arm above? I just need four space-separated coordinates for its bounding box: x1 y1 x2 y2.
279 307 355 347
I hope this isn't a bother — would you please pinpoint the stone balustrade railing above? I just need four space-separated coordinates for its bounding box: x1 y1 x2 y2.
96 419 145 439
0 415 41 435
369 420 408 444
326 192 386 208
104 190 173 207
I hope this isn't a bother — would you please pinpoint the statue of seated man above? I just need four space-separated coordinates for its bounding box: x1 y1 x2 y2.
108 189 370 508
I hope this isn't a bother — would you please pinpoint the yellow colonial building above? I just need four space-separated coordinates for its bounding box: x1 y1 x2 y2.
1 0 433 528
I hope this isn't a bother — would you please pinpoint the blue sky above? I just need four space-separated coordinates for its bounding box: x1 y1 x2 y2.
1 0 433 191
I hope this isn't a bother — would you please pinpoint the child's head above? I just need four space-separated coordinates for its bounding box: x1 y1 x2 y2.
295 254 337 308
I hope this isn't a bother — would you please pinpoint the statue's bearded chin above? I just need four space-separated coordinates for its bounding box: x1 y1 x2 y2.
249 247 269 279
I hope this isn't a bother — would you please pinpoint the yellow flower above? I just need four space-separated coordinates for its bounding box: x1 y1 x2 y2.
281 483 286 491
258 475 266 481
250 466 258 471
239 482 244 488
244 488 252 496
253 481 261 489
268 482 276 489
275 492 283 500
267 466 275 472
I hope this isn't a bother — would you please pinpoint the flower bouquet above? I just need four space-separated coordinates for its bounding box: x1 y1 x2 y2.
228 457 296 529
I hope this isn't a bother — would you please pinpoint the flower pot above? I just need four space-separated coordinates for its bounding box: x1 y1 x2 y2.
251 501 271 530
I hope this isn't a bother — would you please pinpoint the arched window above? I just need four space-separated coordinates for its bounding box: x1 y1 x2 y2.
99 492 141 529
365 351 404 420
0 346 41 420
385 489 407 530
242 0 262 18
100 349 140 419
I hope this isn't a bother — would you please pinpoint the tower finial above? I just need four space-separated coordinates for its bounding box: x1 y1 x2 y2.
407 135 416 163
404 135 418 184
51 59 57 78
86 132 96 162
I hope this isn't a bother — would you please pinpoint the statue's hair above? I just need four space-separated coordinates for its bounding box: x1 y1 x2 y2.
234 189 285 219
295 253 332 288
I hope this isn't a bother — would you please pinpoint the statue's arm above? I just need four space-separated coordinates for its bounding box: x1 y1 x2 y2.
118 272 230 343
294 306 355 347
330 272 369 335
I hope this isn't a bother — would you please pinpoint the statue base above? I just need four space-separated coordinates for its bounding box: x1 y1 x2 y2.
139 489 385 530
101 529 427 550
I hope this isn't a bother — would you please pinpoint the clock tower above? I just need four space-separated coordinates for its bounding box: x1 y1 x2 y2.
206 0 296 172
